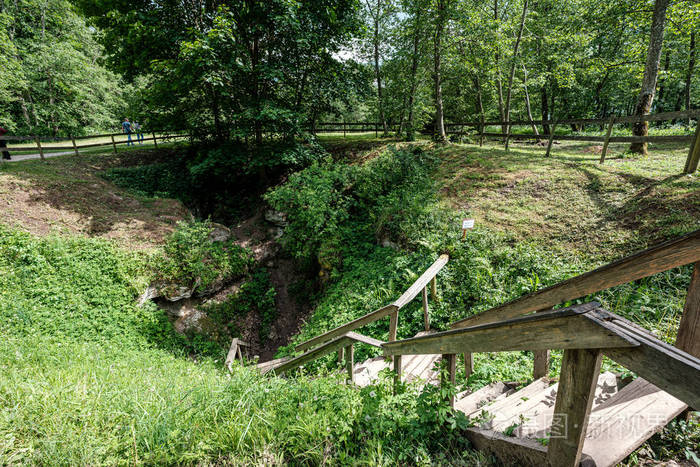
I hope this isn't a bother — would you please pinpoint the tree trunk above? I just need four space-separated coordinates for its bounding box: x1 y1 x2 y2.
521 63 540 141
372 0 388 136
406 8 422 141
541 85 550 135
494 0 506 136
433 0 446 142
685 31 696 126
504 0 529 149
630 0 670 155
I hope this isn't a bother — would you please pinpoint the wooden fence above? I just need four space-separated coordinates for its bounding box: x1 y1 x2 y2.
0 130 190 161
313 109 700 174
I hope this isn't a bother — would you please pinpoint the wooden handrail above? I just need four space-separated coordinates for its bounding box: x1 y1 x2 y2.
295 304 398 352
452 230 700 329
382 303 638 356
274 332 386 375
295 254 449 352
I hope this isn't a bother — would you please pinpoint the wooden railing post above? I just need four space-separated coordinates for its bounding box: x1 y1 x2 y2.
463 352 474 382
684 119 700 174
599 116 615 164
441 354 456 408
393 355 402 394
546 348 603 467
110 134 117 154
389 310 398 342
422 286 430 331
676 261 700 357
343 121 346 139
479 121 485 147
71 136 79 156
533 350 549 379
152 133 158 149
338 346 344 366
504 123 511 151
34 136 45 161
345 344 354 383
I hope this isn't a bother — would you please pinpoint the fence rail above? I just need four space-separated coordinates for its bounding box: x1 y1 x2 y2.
0 130 190 161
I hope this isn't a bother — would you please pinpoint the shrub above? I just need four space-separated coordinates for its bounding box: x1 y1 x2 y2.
153 219 251 295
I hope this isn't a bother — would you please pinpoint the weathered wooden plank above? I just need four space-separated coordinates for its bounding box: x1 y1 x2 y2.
582 378 687 467
345 331 385 348
465 427 596 467
388 309 398 342
676 262 700 357
34 137 45 161
463 352 474 381
546 348 603 467
441 354 456 408
452 230 700 329
345 344 354 383
383 304 638 357
257 356 293 375
295 304 398 351
276 335 352 375
393 354 402 393
602 312 700 409
71 136 79 156
422 286 430 331
393 255 449 308
533 350 549 379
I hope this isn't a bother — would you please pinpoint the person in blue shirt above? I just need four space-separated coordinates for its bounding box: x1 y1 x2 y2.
122 118 133 146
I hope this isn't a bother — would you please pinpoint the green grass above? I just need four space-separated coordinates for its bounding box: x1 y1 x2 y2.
1 135 698 465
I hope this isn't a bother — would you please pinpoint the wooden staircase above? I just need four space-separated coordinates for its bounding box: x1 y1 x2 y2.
245 230 700 466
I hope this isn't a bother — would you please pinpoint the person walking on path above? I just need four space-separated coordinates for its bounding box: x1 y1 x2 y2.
122 118 133 146
134 121 144 144
0 126 11 160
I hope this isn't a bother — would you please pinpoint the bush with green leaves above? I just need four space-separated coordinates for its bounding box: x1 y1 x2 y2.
153 219 251 295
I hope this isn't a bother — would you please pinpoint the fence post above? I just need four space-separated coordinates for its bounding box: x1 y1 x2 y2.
676 262 700 357
545 123 557 157
34 136 45 161
546 348 602 466
599 116 616 164
343 121 346 139
71 136 79 156
110 134 117 154
345 344 354 383
479 121 485 147
422 286 430 331
684 119 700 174
338 347 344 366
152 132 158 149
375 122 378 138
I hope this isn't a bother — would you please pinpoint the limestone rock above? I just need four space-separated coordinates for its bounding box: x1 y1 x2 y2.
208 222 231 242
265 210 288 227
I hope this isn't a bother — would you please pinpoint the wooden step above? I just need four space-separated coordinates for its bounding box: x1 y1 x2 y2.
465 377 551 422
581 378 687 466
503 372 618 438
455 381 513 415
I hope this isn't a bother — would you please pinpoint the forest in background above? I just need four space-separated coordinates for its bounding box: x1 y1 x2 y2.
1 0 698 151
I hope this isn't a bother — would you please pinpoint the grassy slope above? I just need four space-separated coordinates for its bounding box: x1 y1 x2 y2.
436 139 698 260
1 137 698 464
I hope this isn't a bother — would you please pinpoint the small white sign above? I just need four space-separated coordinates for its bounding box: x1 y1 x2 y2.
462 219 475 230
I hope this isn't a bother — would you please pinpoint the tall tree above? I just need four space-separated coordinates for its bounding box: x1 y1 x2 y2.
629 0 670 155
432 0 447 142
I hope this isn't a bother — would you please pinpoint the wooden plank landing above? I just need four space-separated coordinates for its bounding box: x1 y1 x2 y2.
581 378 687 466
